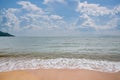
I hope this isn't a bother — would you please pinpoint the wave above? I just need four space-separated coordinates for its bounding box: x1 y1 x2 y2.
0 58 120 73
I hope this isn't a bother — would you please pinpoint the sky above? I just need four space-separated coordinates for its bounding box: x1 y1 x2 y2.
0 0 120 36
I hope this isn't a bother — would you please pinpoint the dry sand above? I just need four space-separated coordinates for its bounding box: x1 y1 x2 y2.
0 69 120 80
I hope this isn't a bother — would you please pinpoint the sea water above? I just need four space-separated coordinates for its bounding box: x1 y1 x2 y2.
0 36 120 72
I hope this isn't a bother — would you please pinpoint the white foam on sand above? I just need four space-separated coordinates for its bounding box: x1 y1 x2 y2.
0 58 120 72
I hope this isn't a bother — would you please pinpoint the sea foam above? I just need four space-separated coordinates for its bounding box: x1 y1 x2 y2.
0 58 120 72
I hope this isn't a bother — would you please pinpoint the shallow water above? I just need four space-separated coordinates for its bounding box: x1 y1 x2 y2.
0 36 120 53
0 36 120 72
0 57 120 72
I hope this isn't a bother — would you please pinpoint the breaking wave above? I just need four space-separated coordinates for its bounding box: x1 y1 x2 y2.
0 58 120 73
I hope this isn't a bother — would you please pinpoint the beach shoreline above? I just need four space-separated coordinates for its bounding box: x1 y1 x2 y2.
0 69 120 80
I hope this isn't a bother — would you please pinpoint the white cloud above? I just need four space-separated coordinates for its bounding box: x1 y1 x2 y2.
80 15 95 28
17 1 44 13
43 0 65 4
76 1 110 16
50 15 63 20
0 8 20 31
75 14 119 30
112 5 120 15
0 1 66 33
0 0 120 35
76 1 120 16
75 1 120 30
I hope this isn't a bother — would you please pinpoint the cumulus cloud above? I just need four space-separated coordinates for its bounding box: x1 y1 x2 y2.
43 0 65 4
80 14 119 30
112 5 120 15
0 0 120 35
0 8 20 31
50 15 63 20
0 1 66 33
17 1 43 12
76 1 110 16
75 1 120 30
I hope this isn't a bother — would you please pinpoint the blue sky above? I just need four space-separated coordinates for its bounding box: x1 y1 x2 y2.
0 0 120 36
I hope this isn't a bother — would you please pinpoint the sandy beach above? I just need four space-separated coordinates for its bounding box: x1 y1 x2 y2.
0 69 120 80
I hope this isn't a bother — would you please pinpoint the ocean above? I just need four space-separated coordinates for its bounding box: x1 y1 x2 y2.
0 36 120 72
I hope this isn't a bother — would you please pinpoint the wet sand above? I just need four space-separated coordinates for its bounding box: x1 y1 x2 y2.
0 69 120 80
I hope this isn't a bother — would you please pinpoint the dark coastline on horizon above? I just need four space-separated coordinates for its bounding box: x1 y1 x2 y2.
0 31 14 37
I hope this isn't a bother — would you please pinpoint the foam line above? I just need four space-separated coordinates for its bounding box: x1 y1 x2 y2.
0 58 120 72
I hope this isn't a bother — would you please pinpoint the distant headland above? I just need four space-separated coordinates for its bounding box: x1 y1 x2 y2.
0 31 14 37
